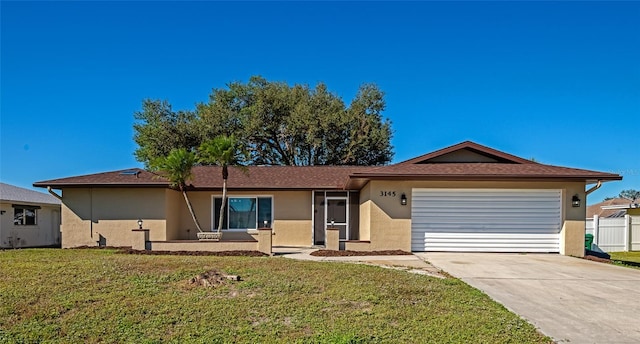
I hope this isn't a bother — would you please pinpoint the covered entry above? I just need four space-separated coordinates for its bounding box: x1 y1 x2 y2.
313 191 359 245
411 189 562 252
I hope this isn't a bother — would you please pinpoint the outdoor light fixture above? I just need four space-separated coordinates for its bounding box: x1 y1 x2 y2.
331 219 335 227
137 219 143 229
263 220 268 228
400 193 407 206
571 195 581 208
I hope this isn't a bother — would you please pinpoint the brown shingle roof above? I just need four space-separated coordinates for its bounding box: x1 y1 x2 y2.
34 166 371 190
34 141 622 191
345 163 621 188
189 166 370 190
587 198 637 218
33 169 167 188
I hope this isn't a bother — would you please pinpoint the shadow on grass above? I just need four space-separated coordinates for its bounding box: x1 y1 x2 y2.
612 259 640 268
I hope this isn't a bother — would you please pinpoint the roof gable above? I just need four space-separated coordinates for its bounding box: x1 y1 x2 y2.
398 141 534 165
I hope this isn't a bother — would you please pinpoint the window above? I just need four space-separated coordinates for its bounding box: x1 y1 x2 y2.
213 196 272 230
13 205 38 226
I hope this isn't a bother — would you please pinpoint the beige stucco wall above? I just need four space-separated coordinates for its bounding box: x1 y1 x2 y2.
165 189 183 240
173 190 312 246
272 191 312 246
173 191 212 239
560 220 586 257
60 188 168 248
150 241 259 252
56 179 590 255
0 201 60 248
357 180 587 255
358 184 372 241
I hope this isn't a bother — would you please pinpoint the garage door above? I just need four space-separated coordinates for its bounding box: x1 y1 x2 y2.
411 189 562 252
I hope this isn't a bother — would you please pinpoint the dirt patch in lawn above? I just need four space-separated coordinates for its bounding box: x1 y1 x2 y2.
311 249 412 257
188 269 241 288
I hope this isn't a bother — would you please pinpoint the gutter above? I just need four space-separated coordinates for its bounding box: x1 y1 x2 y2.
585 180 602 195
47 186 63 201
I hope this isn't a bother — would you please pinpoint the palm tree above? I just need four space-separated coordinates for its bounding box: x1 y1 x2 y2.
150 148 203 233
199 135 247 234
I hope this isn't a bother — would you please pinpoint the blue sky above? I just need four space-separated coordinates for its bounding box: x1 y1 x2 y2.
1 1 638 204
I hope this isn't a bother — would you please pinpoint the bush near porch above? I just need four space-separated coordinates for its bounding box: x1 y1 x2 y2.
0 249 551 343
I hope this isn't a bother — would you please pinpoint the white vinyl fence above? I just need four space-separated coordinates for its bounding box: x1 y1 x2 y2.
586 215 640 252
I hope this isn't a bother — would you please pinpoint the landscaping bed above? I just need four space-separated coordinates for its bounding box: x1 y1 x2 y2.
584 252 640 268
117 247 267 257
311 249 412 257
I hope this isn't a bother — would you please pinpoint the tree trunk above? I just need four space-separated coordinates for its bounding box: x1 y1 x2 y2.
181 188 203 232
217 178 227 233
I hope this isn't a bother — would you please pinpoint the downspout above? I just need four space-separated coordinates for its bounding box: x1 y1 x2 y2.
585 180 602 196
47 187 63 201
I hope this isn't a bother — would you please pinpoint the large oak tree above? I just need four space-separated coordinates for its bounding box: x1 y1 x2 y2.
134 76 393 167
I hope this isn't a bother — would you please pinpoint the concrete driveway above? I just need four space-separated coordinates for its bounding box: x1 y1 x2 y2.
417 253 640 344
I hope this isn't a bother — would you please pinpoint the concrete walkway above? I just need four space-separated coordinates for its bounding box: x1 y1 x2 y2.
418 252 640 344
274 247 445 278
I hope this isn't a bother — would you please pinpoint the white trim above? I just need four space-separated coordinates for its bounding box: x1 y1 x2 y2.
311 191 315 246
601 204 639 210
325 195 349 241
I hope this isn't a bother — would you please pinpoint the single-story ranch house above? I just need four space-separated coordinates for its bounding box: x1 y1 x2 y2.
1 182 61 248
34 141 621 257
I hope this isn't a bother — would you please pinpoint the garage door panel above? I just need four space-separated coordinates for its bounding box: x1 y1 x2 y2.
412 233 559 252
413 226 561 232
414 215 561 221
411 189 561 253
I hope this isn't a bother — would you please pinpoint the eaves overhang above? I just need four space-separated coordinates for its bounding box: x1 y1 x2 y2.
344 174 622 189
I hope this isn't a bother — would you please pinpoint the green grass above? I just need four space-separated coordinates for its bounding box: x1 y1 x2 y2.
0 249 551 343
609 251 640 268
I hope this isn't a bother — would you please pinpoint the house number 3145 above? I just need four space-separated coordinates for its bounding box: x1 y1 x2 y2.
380 191 396 197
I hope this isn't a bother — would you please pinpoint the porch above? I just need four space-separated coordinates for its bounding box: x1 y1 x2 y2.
132 228 273 255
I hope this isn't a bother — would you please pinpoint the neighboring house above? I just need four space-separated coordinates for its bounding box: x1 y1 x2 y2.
34 141 621 257
587 198 640 218
0 182 62 248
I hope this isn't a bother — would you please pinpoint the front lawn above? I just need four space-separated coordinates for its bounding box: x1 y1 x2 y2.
0 249 551 343
609 251 640 268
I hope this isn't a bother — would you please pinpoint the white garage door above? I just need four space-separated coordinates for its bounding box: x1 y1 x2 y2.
411 189 562 252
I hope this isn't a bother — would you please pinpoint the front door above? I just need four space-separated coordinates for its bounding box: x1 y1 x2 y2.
313 191 356 246
326 198 348 241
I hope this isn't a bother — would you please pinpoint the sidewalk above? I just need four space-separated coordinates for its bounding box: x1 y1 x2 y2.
273 247 446 278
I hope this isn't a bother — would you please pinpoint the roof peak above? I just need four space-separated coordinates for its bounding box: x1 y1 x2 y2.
396 141 536 165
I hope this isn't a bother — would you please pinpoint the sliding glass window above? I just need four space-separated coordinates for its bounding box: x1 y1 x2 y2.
213 196 272 230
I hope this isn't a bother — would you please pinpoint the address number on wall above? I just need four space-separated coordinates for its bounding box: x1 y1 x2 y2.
380 191 397 197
